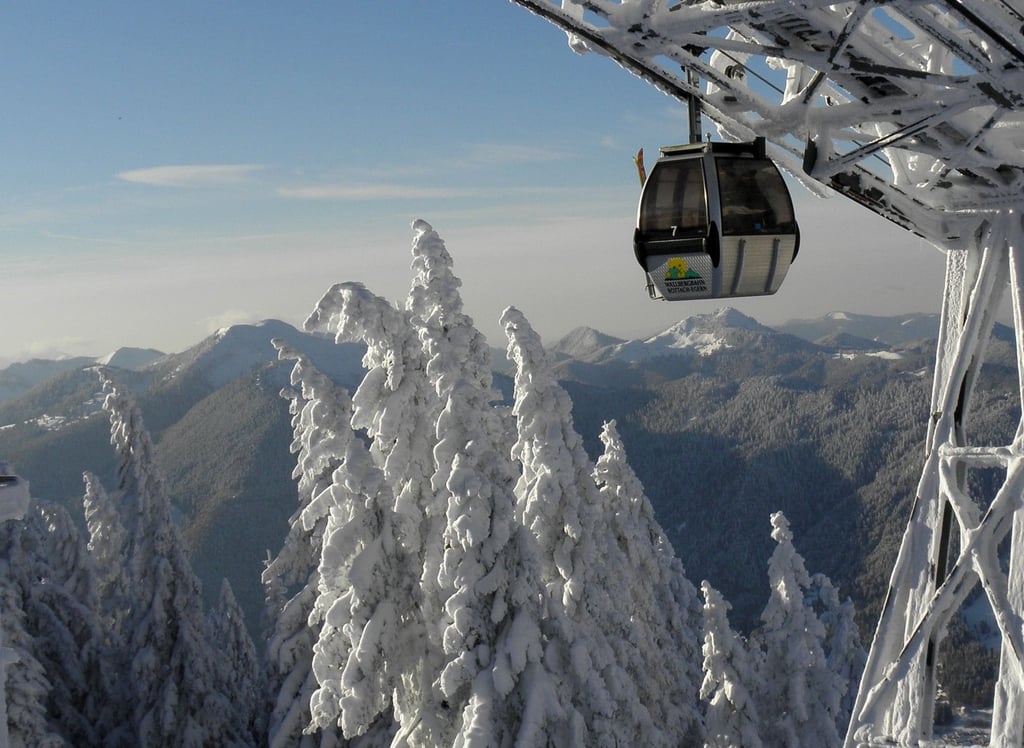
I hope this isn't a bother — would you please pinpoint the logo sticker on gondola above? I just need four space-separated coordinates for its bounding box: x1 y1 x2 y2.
664 257 708 294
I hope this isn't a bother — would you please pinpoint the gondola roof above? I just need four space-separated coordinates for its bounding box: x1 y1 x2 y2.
658 138 767 159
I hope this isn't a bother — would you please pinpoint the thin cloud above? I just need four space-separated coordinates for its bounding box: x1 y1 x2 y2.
201 309 263 334
274 142 571 202
277 183 475 200
458 143 569 166
117 164 265 187
0 206 67 228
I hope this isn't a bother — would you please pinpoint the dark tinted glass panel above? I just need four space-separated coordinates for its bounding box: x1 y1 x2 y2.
716 157 796 235
639 158 708 237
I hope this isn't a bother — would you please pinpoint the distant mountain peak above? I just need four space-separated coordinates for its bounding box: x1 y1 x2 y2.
641 307 775 358
715 305 757 322
213 319 296 340
96 347 166 371
551 327 626 358
156 318 365 391
546 308 795 367
675 307 772 333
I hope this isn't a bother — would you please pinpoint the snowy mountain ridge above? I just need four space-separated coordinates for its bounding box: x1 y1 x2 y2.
0 357 98 403
0 310 943 405
553 306 811 365
548 326 627 360
776 311 942 347
95 346 166 371
641 307 775 353
546 307 956 369
150 318 366 392
0 349 163 404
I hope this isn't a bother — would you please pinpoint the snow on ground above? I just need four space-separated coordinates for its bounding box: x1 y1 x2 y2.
833 350 905 361
931 708 992 747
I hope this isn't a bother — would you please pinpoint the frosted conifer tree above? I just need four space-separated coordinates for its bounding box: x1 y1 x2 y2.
306 282 437 555
503 306 606 744
264 340 351 748
503 306 590 612
303 381 408 742
504 306 698 746
753 511 843 748
83 471 129 633
406 220 506 632
405 220 495 402
81 472 136 746
10 502 113 747
592 420 704 745
809 572 866 733
0 569 63 748
700 581 763 748
403 221 565 747
304 279 441 743
207 580 263 747
100 373 219 747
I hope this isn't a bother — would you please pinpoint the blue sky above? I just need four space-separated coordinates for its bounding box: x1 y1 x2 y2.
2 2 945 364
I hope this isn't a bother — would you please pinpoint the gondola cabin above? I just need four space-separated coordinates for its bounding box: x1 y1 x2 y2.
634 138 799 301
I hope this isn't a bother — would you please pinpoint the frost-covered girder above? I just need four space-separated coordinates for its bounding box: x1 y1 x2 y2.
511 0 1024 250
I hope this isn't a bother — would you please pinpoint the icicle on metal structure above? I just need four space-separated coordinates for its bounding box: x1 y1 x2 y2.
509 0 1024 744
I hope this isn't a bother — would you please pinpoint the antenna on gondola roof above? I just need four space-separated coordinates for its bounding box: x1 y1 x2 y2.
685 67 702 144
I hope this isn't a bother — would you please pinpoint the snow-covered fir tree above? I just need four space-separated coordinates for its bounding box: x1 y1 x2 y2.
700 580 764 748
591 420 704 744
303 282 432 743
100 371 253 747
207 579 265 746
80 471 135 745
305 280 438 561
302 360 408 743
295 221 720 746
1 479 128 748
752 511 845 748
82 471 129 634
406 219 508 641
503 306 703 747
0 496 125 747
13 503 111 747
0 563 63 748
406 222 565 747
808 572 866 733
263 340 353 748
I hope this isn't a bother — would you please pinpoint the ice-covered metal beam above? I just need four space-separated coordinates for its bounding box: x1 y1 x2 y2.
511 0 1024 250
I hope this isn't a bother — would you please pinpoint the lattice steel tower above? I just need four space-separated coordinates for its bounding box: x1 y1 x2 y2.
511 1 1024 744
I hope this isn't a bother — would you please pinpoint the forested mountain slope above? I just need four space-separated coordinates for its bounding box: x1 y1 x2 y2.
551 312 1018 638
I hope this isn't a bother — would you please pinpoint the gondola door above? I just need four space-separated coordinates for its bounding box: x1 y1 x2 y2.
635 153 718 300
